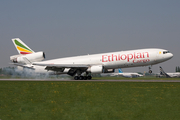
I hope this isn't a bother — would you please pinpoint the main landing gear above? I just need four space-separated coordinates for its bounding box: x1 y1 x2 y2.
73 71 92 80
74 76 92 80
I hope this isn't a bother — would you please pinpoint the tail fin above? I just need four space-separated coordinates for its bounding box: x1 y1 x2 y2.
118 68 123 73
12 38 34 55
159 66 171 78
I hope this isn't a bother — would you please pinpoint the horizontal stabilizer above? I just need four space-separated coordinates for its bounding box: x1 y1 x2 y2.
9 63 35 70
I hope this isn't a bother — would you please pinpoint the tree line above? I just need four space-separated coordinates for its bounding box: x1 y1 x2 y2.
176 66 180 72
0 67 18 76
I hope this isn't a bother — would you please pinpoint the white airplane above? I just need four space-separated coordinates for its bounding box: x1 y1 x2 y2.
10 38 173 80
159 66 180 78
110 68 143 78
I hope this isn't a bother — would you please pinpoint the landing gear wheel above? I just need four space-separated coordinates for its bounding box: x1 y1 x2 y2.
79 76 84 80
87 76 92 80
83 76 87 80
148 66 152 74
74 76 79 80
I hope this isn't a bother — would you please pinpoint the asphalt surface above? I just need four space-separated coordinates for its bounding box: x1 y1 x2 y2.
0 79 180 82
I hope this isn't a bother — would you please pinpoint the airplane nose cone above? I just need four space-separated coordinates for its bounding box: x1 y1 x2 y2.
170 53 173 58
167 53 173 60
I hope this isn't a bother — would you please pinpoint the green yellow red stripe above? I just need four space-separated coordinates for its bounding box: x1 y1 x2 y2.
20 52 31 54
15 39 32 52
17 46 33 53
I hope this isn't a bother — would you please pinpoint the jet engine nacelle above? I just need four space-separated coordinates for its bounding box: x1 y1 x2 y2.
87 65 114 74
87 65 103 73
10 51 45 64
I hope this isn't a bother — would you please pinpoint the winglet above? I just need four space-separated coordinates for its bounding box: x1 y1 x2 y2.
118 68 123 73
12 38 34 55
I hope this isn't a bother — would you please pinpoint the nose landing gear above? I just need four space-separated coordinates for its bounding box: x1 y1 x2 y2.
149 66 152 74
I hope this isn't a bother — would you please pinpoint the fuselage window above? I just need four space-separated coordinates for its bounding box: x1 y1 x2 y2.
163 51 170 54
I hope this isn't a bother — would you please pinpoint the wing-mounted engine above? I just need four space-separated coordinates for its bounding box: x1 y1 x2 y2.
10 51 45 64
87 65 115 73
87 65 103 73
87 65 115 74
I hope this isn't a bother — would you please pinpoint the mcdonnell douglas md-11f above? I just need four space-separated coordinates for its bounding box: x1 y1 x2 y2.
10 38 173 80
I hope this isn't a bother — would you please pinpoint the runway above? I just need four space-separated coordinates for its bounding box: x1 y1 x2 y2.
0 79 180 82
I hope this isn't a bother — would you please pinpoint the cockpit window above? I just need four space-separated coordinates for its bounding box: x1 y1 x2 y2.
163 51 170 54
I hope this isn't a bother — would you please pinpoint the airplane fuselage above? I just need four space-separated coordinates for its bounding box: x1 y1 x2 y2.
38 48 173 70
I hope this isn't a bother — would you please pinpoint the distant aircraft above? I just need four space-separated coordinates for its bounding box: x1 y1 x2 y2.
159 66 180 78
10 38 173 80
109 69 143 78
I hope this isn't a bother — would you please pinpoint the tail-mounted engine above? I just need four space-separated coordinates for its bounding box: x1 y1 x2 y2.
10 51 45 64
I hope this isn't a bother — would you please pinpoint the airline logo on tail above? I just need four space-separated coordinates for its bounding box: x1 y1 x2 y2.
159 66 171 78
118 69 123 73
12 38 34 55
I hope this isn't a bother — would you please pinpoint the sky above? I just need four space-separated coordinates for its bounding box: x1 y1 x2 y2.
0 0 180 73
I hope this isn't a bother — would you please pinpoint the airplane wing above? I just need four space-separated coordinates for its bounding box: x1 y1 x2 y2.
33 62 91 76
33 63 90 68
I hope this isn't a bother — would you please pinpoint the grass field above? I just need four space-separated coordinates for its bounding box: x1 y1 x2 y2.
0 81 180 120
